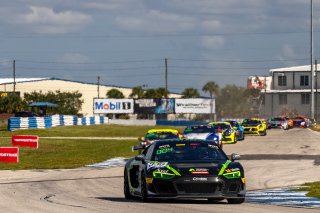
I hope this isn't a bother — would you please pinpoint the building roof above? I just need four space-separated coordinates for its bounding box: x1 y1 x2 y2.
0 78 49 84
269 65 318 73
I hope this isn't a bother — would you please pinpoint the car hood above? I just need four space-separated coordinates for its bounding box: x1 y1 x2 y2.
147 161 223 176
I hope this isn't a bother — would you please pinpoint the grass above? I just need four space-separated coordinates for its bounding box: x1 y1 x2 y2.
293 182 320 198
0 138 139 169
0 123 184 170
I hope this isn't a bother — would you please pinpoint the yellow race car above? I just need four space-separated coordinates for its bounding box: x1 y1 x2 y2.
209 121 237 144
241 118 267 136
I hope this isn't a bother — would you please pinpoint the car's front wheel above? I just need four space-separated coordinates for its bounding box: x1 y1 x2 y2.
124 169 134 199
227 197 245 204
140 172 149 202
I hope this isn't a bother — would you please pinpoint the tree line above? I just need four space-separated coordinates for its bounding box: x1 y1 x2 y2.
0 81 260 119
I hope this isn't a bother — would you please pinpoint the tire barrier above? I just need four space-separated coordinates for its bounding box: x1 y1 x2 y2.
7 115 109 131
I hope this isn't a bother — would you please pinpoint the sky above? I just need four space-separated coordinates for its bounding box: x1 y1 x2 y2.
0 0 320 95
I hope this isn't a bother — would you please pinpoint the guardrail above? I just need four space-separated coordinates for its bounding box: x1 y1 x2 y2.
7 115 109 131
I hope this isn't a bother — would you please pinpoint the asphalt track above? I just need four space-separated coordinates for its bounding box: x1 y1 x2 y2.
0 128 319 213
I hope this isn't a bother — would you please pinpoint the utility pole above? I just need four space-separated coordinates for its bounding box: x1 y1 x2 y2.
165 58 168 98
316 59 318 120
310 0 315 119
13 60 16 92
97 76 100 99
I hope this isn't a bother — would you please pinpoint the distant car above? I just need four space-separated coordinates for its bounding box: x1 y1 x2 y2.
225 120 245 141
183 125 222 148
268 117 289 130
139 129 182 147
292 116 309 128
241 118 267 136
209 121 237 144
14 111 36 117
125 139 246 204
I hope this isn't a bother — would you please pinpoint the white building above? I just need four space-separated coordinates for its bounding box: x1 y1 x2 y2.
262 65 319 118
0 77 181 116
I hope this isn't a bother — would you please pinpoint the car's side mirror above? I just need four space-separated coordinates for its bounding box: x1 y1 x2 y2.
231 153 240 161
135 154 146 163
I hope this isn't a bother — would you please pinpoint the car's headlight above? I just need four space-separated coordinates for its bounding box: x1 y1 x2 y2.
223 168 241 179
224 129 232 136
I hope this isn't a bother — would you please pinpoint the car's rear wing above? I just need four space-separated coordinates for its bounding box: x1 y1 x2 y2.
132 145 146 152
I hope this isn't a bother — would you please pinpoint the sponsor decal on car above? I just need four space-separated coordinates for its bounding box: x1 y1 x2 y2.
147 161 168 170
189 168 209 174
192 177 208 181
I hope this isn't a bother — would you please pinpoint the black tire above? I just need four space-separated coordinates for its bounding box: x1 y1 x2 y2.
227 197 245 204
140 172 149 202
124 169 134 199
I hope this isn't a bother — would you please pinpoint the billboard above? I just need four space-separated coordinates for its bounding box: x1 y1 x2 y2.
247 76 266 89
175 99 215 114
134 99 175 114
93 99 134 114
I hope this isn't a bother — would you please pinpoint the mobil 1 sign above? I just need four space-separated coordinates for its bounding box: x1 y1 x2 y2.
94 99 134 114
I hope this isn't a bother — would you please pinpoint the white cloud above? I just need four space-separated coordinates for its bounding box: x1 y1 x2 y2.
115 10 196 33
200 20 221 32
16 6 92 34
200 36 225 49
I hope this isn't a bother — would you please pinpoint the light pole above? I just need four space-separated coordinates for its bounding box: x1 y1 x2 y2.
310 0 315 119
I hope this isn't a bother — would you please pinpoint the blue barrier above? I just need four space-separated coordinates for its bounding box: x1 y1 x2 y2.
7 115 108 131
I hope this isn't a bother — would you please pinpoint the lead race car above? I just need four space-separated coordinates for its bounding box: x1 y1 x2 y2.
182 125 222 148
124 139 246 204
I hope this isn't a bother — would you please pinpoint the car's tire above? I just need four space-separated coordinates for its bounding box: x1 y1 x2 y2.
124 169 134 199
140 172 149 202
234 135 237 143
227 197 245 204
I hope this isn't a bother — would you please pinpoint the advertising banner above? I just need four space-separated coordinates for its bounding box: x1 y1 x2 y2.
12 135 39 148
93 99 134 114
175 99 215 114
134 99 175 114
0 147 19 163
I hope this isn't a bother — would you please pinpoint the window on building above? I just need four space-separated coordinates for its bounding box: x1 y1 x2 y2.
279 94 287 105
300 75 309 86
278 75 287 86
301 93 310 104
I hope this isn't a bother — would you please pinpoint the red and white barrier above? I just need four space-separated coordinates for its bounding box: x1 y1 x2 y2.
12 135 39 148
0 147 19 163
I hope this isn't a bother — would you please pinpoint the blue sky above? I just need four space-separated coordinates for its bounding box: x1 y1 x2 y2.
0 0 319 95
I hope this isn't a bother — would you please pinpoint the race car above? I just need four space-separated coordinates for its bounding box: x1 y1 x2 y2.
183 125 222 148
241 118 267 136
138 129 182 147
209 122 237 144
268 117 289 130
292 116 310 128
125 139 246 204
225 120 245 141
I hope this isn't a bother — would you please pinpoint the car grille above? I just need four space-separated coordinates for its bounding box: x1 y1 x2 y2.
153 181 177 194
175 183 221 194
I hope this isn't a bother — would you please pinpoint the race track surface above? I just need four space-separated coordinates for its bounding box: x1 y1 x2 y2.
0 128 319 213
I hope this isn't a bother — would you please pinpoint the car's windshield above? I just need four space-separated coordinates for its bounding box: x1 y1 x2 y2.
242 119 261 125
146 132 179 141
152 141 227 162
183 126 215 134
210 123 230 130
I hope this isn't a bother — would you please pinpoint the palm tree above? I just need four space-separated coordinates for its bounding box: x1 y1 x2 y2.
129 86 145 98
202 81 219 99
202 81 219 120
181 87 200 98
106 89 125 99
